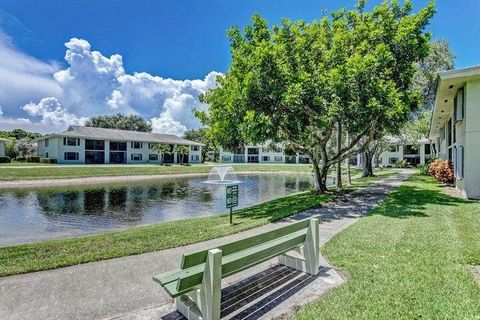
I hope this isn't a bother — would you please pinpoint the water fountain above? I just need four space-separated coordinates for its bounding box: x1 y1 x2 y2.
203 166 242 185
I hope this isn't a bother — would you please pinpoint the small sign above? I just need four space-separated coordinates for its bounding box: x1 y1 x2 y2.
226 185 239 208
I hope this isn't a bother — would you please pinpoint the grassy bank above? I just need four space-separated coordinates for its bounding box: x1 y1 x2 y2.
0 169 399 276
295 175 480 319
0 163 313 181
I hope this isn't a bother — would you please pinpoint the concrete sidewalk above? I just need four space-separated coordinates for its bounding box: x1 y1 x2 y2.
0 170 412 320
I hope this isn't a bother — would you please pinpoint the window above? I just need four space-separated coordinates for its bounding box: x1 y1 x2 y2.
247 148 259 155
191 155 200 161
424 144 431 155
131 153 142 161
389 157 397 165
131 142 142 149
388 145 399 153
148 143 157 149
45 152 49 158
404 145 419 155
455 88 464 122
110 141 127 151
149 154 159 161
85 139 105 150
274 147 282 153
191 145 199 151
64 152 79 160
45 139 49 147
63 137 79 146
261 148 269 153
274 156 283 161
262 156 270 162
222 156 231 161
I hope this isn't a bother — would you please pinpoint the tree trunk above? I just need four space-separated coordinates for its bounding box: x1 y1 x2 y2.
363 151 374 177
346 133 352 185
312 157 328 193
336 120 342 188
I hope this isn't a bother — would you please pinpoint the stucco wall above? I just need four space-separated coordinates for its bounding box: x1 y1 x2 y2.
464 80 480 198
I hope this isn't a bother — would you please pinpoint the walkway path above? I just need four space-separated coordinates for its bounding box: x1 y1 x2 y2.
0 170 412 320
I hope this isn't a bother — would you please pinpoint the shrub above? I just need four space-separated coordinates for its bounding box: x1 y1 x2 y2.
26 156 41 163
418 164 429 176
0 156 11 163
428 159 454 184
39 157 57 164
395 159 408 168
15 157 26 162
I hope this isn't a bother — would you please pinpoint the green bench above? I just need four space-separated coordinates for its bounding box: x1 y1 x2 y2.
153 217 320 320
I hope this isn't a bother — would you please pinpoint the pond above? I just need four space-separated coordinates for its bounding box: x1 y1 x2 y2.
0 173 332 246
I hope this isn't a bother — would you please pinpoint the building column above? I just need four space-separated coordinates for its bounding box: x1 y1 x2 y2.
104 140 110 164
173 144 178 164
295 153 299 164
420 144 425 165
244 148 248 163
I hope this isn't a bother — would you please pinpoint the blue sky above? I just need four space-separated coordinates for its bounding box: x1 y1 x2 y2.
0 0 478 134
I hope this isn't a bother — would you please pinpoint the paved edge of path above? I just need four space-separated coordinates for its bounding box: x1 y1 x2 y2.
0 170 413 320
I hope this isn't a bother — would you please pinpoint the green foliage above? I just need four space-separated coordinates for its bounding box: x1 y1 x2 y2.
183 128 217 161
418 163 429 175
153 143 172 163
0 129 42 140
198 1 435 192
0 156 11 163
26 156 41 163
13 139 37 157
395 159 408 168
173 145 190 164
85 113 152 132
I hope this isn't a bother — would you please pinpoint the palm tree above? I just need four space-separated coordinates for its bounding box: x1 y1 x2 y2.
153 143 171 164
174 145 189 164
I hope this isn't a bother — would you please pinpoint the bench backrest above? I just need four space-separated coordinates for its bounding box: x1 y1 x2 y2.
181 217 313 269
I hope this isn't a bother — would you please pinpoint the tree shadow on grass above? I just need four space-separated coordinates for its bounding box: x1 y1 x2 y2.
369 177 471 219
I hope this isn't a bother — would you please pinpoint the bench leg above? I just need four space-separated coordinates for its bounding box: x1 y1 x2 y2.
279 218 319 275
176 249 222 320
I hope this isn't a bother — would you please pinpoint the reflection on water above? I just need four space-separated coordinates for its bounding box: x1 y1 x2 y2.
0 173 320 246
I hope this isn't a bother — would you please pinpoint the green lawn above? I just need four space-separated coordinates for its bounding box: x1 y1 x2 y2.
0 163 314 180
294 175 480 319
0 168 398 277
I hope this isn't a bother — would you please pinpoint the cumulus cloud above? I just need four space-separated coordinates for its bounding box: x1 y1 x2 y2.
3 35 221 135
22 97 87 127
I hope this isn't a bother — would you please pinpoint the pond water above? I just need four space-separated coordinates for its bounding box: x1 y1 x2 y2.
0 173 331 246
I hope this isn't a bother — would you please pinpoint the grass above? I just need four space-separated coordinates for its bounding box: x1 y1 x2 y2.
0 163 313 180
0 168 399 277
294 174 480 319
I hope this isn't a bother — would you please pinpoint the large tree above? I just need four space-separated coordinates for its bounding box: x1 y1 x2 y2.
198 0 435 193
183 128 218 161
85 113 152 132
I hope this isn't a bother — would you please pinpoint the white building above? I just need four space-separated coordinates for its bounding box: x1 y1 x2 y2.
0 138 9 157
430 66 480 199
373 137 433 167
219 144 310 164
36 126 204 165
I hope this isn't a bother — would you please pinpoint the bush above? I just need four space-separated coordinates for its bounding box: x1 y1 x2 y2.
26 156 41 163
418 164 429 176
0 156 11 163
39 157 57 164
395 159 408 168
15 157 26 162
428 159 454 184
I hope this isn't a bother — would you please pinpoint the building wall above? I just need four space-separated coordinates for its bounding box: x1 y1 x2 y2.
463 79 480 198
219 145 306 164
37 137 202 165
377 142 430 167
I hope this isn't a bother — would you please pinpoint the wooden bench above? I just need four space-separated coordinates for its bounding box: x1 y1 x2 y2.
152 217 320 320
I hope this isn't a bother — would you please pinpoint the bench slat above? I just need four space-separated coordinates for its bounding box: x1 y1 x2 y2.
181 218 313 269
175 230 306 294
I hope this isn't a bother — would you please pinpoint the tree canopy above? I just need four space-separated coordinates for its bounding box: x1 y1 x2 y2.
0 129 42 140
198 0 435 192
85 113 152 132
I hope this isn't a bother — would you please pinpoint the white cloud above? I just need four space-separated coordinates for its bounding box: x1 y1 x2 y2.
150 111 188 136
22 97 87 127
0 105 3 118
0 32 61 109
2 35 221 135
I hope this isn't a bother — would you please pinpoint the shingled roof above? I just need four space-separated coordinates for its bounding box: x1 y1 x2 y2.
37 126 204 146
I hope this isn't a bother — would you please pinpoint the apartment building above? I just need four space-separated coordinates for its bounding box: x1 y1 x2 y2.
219 144 310 164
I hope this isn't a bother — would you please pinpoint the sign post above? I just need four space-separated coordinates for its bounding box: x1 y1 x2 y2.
226 184 239 224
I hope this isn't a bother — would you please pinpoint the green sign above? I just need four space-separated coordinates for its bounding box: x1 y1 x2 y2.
226 185 239 208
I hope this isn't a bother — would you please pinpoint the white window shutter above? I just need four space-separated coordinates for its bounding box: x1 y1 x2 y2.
456 88 464 121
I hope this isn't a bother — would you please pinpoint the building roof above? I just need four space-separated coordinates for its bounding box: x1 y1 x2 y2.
430 65 480 137
37 126 205 146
